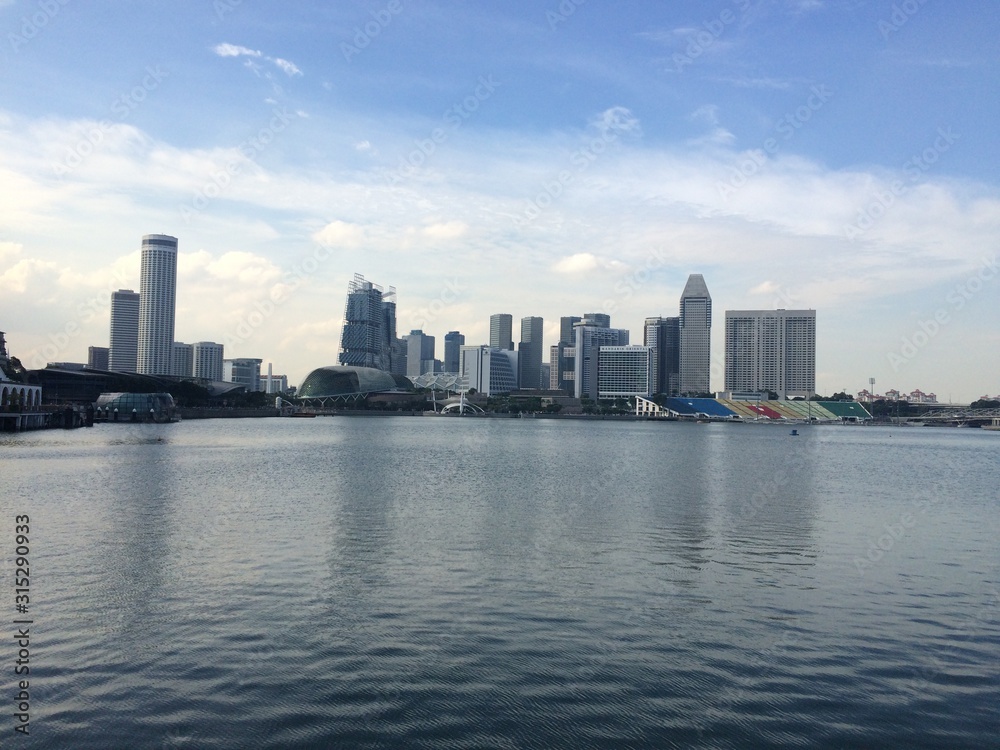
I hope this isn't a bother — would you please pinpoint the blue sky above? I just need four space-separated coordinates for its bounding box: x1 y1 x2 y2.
1 0 998 400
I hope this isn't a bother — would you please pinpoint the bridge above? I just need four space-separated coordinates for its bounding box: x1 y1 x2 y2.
896 407 1000 425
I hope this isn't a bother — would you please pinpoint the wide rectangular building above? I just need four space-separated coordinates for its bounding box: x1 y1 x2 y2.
724 309 816 399
573 323 629 400
224 357 263 392
598 345 654 399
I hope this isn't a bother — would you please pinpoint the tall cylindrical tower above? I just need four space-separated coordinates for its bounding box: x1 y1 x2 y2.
137 234 178 376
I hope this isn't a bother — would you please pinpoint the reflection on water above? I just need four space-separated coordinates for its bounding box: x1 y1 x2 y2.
1 418 997 749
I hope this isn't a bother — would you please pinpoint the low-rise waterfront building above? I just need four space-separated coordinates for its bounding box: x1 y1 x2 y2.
224 358 263 392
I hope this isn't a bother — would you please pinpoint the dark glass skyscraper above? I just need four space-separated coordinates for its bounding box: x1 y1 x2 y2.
339 274 397 371
444 331 465 374
644 316 680 396
518 316 544 389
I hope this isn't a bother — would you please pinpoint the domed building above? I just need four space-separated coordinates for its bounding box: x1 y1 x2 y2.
298 366 413 406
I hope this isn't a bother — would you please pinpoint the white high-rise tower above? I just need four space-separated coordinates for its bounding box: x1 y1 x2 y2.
109 288 140 372
724 309 816 399
137 234 178 376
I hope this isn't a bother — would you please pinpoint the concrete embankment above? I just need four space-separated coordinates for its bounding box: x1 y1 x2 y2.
177 407 281 420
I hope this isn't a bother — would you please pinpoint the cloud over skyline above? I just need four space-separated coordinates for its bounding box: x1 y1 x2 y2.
1 1 998 400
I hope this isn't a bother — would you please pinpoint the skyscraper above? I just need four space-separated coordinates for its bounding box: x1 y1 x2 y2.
444 331 465 373
137 234 178 376
644 316 680 396
724 309 816 399
518 316 544 389
87 346 109 370
489 313 514 351
406 330 436 377
550 315 582 391
582 312 610 328
172 342 193 377
193 341 224 381
560 315 582 343
339 274 396 371
109 288 139 372
573 322 629 400
678 274 712 395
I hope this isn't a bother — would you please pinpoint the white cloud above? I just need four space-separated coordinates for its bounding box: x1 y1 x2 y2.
715 76 793 90
421 221 468 241
2 109 998 397
273 58 302 77
551 252 626 276
214 44 303 78
312 220 365 248
0 258 58 294
0 241 22 263
213 43 261 58
748 280 780 296
591 106 641 138
205 251 282 284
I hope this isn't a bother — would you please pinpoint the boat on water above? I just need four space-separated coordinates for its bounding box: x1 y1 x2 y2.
983 418 1000 431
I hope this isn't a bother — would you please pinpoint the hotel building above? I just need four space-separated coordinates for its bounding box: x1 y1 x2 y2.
109 288 140 372
137 234 178 376
724 309 816 399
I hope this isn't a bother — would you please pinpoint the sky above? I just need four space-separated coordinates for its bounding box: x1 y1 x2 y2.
1 0 998 402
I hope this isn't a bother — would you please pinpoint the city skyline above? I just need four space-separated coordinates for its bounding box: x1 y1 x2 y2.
1 2 998 401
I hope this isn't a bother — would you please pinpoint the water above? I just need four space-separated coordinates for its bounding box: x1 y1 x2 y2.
2 417 998 748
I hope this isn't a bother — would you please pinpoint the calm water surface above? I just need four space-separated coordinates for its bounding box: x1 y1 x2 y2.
1 417 998 748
